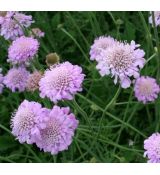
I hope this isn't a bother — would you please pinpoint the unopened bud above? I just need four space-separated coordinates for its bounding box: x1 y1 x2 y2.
46 53 60 66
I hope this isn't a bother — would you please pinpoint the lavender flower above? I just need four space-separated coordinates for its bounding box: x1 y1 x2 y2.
149 11 160 27
144 133 160 163
0 68 4 94
34 105 79 155
8 36 39 65
11 100 48 144
3 67 30 92
95 41 145 88
134 76 160 103
26 71 43 92
0 11 34 40
39 62 85 103
89 36 117 61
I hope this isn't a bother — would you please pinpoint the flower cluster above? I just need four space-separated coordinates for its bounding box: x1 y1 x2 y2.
11 100 78 154
1 12 40 93
90 36 145 88
0 11 34 40
0 11 84 155
1 11 160 160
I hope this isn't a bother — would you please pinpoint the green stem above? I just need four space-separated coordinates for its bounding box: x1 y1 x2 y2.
60 28 90 64
0 124 41 163
77 93 147 138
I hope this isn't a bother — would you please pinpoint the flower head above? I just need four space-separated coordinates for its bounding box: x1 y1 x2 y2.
90 36 117 61
96 41 145 88
0 11 34 40
144 133 160 163
8 36 39 65
149 11 160 27
3 67 30 92
134 76 160 103
11 100 48 144
39 62 85 103
0 68 4 94
34 105 79 155
30 28 45 38
26 71 43 92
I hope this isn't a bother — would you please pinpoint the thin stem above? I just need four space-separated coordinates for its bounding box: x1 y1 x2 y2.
0 124 41 163
60 28 90 64
77 93 147 138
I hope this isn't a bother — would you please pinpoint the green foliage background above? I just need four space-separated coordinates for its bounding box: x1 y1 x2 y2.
0 12 159 163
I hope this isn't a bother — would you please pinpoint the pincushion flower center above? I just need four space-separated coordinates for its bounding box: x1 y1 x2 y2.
139 80 153 96
50 68 71 90
12 71 25 84
41 120 61 146
14 108 35 133
108 49 133 72
20 41 30 51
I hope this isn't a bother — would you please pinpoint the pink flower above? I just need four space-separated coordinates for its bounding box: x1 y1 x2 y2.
134 76 160 103
11 100 49 144
8 36 39 65
34 105 79 155
3 67 30 92
95 40 145 88
144 133 160 163
39 62 85 103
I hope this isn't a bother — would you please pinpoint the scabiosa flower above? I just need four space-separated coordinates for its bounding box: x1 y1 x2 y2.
39 62 85 103
144 133 160 163
11 100 48 144
0 68 4 94
30 28 45 38
3 67 30 92
0 11 34 40
96 41 145 88
26 71 43 92
34 105 79 155
8 36 39 65
134 76 160 103
149 11 160 27
89 36 117 61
